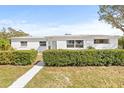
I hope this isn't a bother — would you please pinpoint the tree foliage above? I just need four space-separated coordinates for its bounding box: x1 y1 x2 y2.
118 36 124 49
0 27 29 39
0 27 29 50
0 38 10 50
98 5 124 33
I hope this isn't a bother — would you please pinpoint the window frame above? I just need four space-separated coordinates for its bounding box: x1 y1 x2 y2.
67 40 84 48
20 41 27 47
39 41 46 46
94 39 109 44
75 40 84 48
67 40 74 48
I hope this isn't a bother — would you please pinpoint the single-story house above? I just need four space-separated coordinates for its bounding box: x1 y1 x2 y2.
11 35 119 51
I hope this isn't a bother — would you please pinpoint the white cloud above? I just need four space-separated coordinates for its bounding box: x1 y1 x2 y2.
0 19 123 36
0 19 14 26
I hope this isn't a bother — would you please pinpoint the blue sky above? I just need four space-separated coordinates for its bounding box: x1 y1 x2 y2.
0 5 98 24
0 5 122 36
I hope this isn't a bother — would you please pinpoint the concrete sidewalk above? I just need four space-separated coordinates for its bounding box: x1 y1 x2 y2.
9 62 44 88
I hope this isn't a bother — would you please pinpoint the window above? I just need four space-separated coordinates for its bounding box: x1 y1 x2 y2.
94 39 109 44
67 40 74 48
39 41 46 46
75 40 83 48
21 41 27 46
67 40 84 48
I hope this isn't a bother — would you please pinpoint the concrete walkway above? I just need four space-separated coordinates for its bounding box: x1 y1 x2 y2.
9 62 44 88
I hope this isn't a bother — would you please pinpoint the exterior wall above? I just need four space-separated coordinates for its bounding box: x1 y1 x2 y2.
11 35 119 51
57 41 66 49
84 37 118 49
50 36 119 49
11 38 47 51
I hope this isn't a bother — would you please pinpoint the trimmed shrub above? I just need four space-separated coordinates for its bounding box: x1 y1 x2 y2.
0 51 13 65
0 49 38 65
43 49 124 66
87 46 95 49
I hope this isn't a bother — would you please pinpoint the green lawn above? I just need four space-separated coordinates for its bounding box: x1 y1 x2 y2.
26 66 124 88
0 65 31 87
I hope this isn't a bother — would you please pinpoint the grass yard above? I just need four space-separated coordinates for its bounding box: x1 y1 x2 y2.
26 66 124 88
0 65 31 87
0 52 40 88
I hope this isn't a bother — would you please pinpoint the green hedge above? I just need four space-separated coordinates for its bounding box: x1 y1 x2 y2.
43 49 124 66
0 49 38 65
0 51 13 65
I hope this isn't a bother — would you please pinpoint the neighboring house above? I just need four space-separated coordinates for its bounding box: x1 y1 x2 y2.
11 35 119 51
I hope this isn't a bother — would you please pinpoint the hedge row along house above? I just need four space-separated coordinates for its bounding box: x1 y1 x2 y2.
11 34 119 51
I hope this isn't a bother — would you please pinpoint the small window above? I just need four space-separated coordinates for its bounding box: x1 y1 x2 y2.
94 39 109 44
75 40 83 48
39 41 46 46
67 40 74 48
21 41 27 46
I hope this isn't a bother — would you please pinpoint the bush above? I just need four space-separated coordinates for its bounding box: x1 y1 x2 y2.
43 49 124 66
87 46 95 49
0 38 11 51
118 36 124 49
0 51 13 65
0 49 38 65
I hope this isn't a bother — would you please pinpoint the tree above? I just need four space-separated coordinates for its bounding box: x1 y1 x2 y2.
118 36 124 49
0 27 8 39
0 27 29 50
7 27 29 38
0 27 29 39
98 5 124 34
0 38 10 50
